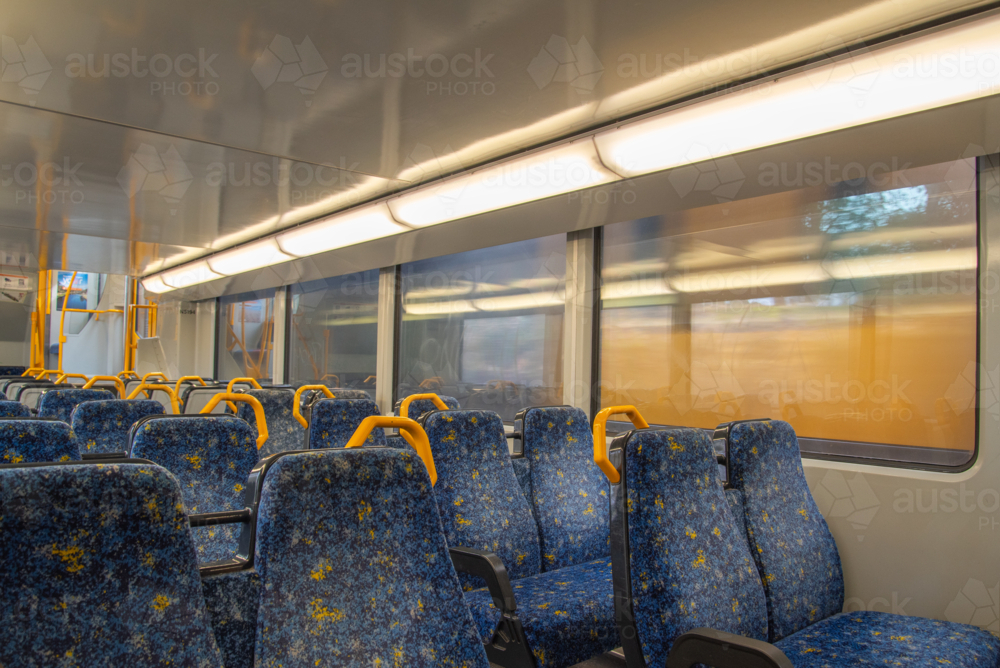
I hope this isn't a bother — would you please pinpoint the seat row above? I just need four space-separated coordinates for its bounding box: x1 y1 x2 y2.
2 390 998 667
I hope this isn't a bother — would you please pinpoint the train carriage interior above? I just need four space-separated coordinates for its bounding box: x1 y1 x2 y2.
2 0 1000 666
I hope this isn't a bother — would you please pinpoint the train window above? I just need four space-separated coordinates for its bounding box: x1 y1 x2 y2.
289 270 379 393
217 289 276 382
600 158 979 469
397 234 566 421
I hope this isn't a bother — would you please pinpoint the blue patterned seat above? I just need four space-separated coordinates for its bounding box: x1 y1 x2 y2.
0 419 79 463
422 409 618 668
253 447 490 667
70 400 164 454
614 427 770 667
234 388 305 456
518 406 610 570
396 394 460 419
0 400 29 418
37 388 115 422
308 397 384 449
0 365 25 375
130 416 258 563
727 420 1000 666
0 462 223 666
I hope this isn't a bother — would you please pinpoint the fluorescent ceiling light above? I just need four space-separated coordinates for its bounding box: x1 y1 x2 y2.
825 248 977 279
389 140 618 227
595 14 1000 177
473 292 565 311
277 204 408 258
160 260 221 289
141 275 174 294
208 238 293 276
403 300 477 316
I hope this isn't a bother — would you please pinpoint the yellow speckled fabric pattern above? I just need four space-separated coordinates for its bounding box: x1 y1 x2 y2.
0 463 223 666
521 406 610 571
624 428 769 668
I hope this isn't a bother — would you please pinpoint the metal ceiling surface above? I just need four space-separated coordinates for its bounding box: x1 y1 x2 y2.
0 0 994 276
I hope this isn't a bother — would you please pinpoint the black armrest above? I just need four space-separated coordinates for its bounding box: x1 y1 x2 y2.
449 546 517 613
667 628 793 668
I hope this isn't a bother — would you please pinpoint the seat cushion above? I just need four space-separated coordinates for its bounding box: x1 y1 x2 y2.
0 400 29 418
308 398 384 449
71 400 164 454
0 463 223 666
775 611 1000 667
0 420 79 463
36 389 115 422
236 389 304 457
130 417 258 563
521 407 610 571
464 557 618 668
728 420 845 641
421 410 541 589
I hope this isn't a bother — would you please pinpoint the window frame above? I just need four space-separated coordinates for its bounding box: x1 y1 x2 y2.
594 158 984 474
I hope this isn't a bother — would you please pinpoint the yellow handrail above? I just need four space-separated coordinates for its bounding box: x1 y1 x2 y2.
292 385 335 428
399 393 449 419
142 372 168 384
34 370 62 381
320 373 340 386
56 270 77 373
174 375 207 397
126 383 180 414
200 393 268 449
592 405 650 484
55 373 89 385
117 370 140 380
345 416 436 487
83 375 126 398
227 377 262 393
22 368 43 377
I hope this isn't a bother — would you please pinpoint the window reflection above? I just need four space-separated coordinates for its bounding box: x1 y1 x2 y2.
397 235 566 421
289 270 379 393
217 291 275 381
601 159 978 463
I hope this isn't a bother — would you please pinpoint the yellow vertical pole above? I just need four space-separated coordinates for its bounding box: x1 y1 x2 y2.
57 271 78 373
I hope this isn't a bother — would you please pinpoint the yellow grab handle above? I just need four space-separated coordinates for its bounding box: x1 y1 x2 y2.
227 377 262 393
345 416 436 487
126 383 181 414
22 368 43 377
174 375 207 397
83 375 127 398
592 405 650 484
34 370 62 380
142 372 168 384
399 393 449 419
292 385 335 428
117 370 140 380
55 373 89 385
200 393 268 450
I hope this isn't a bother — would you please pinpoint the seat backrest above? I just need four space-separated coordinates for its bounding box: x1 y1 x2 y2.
614 427 768 668
235 388 303 456
397 394 460 419
253 447 489 668
308 398 384 449
130 416 259 563
182 385 230 414
71 400 165 454
422 409 541 587
0 400 29 418
519 406 610 570
0 365 25 375
0 419 79 463
727 420 844 641
0 462 223 666
37 388 115 422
